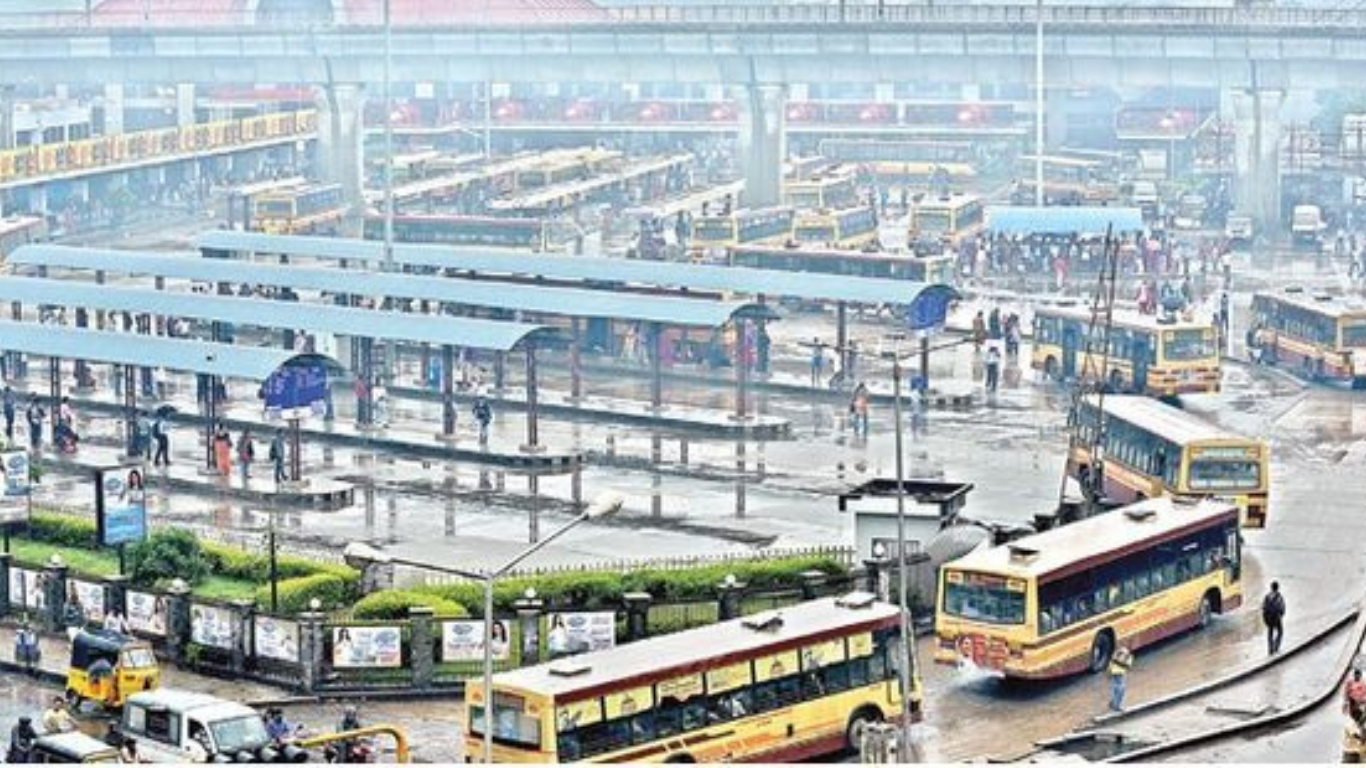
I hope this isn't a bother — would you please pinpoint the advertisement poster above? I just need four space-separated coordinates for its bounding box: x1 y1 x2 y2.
441 619 512 663
263 363 328 421
191 603 237 650
253 616 300 663
66 580 106 623
546 612 615 657
332 626 402 668
9 568 42 610
0 451 31 525
96 466 147 547
126 591 167 636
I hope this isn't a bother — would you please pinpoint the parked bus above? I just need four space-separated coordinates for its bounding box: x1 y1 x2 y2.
818 138 976 165
793 206 879 248
0 216 48 264
784 170 861 210
1248 290 1366 388
251 183 345 235
515 148 622 189
935 497 1242 679
1013 155 1120 205
467 594 919 762
690 206 795 261
1031 306 1221 396
1070 395 1270 528
908 192 985 252
363 213 578 251
729 245 955 284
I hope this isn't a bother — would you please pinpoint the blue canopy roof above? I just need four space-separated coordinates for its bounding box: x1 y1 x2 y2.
194 230 956 309
0 318 333 381
10 245 767 328
0 275 551 352
985 206 1146 235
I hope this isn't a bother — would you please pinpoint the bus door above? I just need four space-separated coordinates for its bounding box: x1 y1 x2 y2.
1225 527 1241 581
1062 327 1080 379
1131 337 1150 391
586 318 611 353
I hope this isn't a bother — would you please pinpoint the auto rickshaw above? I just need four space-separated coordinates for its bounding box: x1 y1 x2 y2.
28 732 120 764
65 628 160 709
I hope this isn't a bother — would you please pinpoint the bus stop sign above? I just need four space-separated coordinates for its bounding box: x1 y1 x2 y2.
905 286 956 332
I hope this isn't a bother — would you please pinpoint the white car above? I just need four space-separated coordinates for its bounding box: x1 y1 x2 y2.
118 689 306 763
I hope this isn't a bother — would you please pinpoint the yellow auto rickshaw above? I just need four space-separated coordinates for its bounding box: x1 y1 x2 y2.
65 629 159 709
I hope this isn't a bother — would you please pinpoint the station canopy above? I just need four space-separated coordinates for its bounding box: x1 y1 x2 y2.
0 274 552 353
0 318 334 381
193 230 958 309
985 206 1146 236
10 245 767 329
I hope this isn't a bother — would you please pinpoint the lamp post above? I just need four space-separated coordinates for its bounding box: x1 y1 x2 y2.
880 334 917 760
1034 0 1045 206
344 493 625 764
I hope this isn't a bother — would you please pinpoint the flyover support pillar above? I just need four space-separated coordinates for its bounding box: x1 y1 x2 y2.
0 85 14 153
102 83 125 136
521 343 542 454
1231 88 1285 234
440 344 456 438
737 84 786 208
569 318 582 401
316 83 367 221
836 301 848 389
732 320 751 424
649 323 663 412
122 366 137 458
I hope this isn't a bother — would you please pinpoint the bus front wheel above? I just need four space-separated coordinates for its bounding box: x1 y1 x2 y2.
1088 631 1115 674
1044 357 1060 381
1198 590 1220 629
845 705 885 752
664 753 696 763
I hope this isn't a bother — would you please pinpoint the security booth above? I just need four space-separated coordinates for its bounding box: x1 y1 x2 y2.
839 479 974 562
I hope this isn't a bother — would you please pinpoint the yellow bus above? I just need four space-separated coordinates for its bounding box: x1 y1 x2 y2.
908 192 984 251
1070 395 1270 528
466 595 918 763
0 216 47 264
793 206 879 248
252 183 346 235
1013 155 1121 205
1031 306 1222 397
784 170 861 210
1249 290 1366 389
934 497 1243 679
729 245 954 284
690 206 795 261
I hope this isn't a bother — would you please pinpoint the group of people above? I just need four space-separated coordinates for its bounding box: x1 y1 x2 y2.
0 388 82 455
970 307 1024 394
6 697 141 764
209 425 290 485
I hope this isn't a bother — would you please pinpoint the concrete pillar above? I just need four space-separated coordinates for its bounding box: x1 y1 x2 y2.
623 592 651 642
102 83 125 135
0 85 14 150
230 599 253 675
717 578 745 621
165 581 193 664
515 597 543 666
0 553 11 620
297 610 324 694
1231 89 1285 232
315 83 367 216
43 559 70 633
737 84 786 208
408 606 435 689
175 84 195 128
103 575 128 623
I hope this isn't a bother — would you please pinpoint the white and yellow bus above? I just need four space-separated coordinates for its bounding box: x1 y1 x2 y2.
793 206 879 249
252 183 346 235
784 169 860 210
466 595 918 763
1070 395 1270 528
1249 290 1366 389
935 497 1243 679
1031 306 1222 397
729 245 954 285
690 206 795 261
908 192 984 252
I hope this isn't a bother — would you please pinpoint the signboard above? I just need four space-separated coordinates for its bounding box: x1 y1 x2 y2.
66 580 105 623
96 466 147 547
555 700 602 732
332 625 402 668
262 363 328 422
0 451 31 525
9 567 42 610
546 611 615 657
905 288 954 332
253 616 300 662
604 686 653 719
441 619 512 663
705 661 752 694
190 604 237 650
656 673 703 703
127 591 167 636
754 649 799 682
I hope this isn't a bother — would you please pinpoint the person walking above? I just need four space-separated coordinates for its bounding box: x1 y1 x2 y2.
2 386 14 444
151 414 170 467
809 339 824 388
473 396 493 446
1108 643 1134 712
985 344 1002 393
213 425 232 477
24 397 44 451
971 311 987 350
849 383 870 439
235 429 255 483
269 429 287 485
1262 580 1286 655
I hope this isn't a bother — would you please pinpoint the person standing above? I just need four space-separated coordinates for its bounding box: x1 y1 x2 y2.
24 397 44 451
1108 644 1134 712
809 339 824 388
2 386 15 443
151 415 170 467
971 311 987 350
1346 668 1366 722
269 429 287 485
473 396 493 446
213 426 232 477
236 429 255 483
850 383 870 439
1262 581 1286 655
985 344 1002 393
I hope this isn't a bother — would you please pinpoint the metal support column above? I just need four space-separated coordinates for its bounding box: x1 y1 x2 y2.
494 352 506 393
836 301 848 386
48 357 60 444
734 321 750 422
289 418 302 483
649 322 663 411
919 334 931 391
522 343 541 453
569 317 583 401
123 366 137 456
441 345 456 437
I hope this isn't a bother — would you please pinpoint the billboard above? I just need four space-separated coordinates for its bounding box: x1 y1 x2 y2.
262 363 328 422
0 451 31 526
96 466 147 547
332 625 402 669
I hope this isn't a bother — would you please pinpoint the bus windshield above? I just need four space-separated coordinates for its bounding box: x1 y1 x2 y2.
1163 329 1216 361
942 575 1026 625
1189 459 1261 491
470 696 543 750
796 225 836 241
916 211 952 234
1343 322 1366 348
693 220 735 242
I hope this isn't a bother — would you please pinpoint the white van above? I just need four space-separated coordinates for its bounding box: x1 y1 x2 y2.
1291 204 1326 246
118 689 306 763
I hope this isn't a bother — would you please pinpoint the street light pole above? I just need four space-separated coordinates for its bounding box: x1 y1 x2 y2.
382 0 394 273
1034 0 1045 206
885 335 915 759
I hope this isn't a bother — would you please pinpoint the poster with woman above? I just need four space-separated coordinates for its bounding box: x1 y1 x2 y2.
66 580 105 623
126 591 167 636
546 612 615 658
441 620 511 662
191 604 237 650
253 616 300 663
9 568 43 610
332 626 401 668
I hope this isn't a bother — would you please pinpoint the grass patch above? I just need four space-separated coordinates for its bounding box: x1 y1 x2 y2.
9 539 258 601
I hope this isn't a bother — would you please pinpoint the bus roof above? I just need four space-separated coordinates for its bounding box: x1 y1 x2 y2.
913 192 982 210
1255 290 1366 320
946 497 1237 581
1035 304 1213 333
1018 154 1105 168
0 216 44 235
1087 394 1241 445
492 596 900 700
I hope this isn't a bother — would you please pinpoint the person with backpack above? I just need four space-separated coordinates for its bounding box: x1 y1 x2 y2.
151 415 170 467
1108 643 1134 712
269 430 287 485
473 397 493 446
1262 580 1286 655
236 429 255 483
24 397 44 451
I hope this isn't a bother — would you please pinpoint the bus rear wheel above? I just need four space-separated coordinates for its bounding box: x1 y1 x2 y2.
845 705 885 752
1088 631 1115 674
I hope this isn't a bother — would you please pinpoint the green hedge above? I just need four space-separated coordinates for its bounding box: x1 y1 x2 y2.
352 590 468 620
255 573 356 613
27 511 98 548
203 541 358 584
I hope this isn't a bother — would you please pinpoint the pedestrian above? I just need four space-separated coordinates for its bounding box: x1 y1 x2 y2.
1006 314 1023 358
473 396 493 446
985 344 1002 393
1346 669 1366 722
213 426 232 477
1262 580 1286 655
236 429 255 483
809 339 824 388
24 397 44 451
151 414 170 467
988 307 1002 340
849 383 870 439
971 311 987 350
41 696 76 734
1108 644 1133 712
14 621 40 675
269 429 286 485
2 386 14 444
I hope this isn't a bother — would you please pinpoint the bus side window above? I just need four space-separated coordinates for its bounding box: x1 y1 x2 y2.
557 733 582 762
653 699 684 739
630 712 656 745
846 656 871 688
820 661 851 694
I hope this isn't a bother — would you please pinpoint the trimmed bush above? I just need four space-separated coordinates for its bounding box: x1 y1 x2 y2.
256 573 355 613
204 542 358 584
27 511 97 548
126 529 211 587
352 590 468 620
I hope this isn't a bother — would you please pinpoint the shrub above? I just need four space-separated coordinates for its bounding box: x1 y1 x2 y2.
126 529 211 587
204 541 358 584
27 512 97 548
352 590 467 620
256 573 355 614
